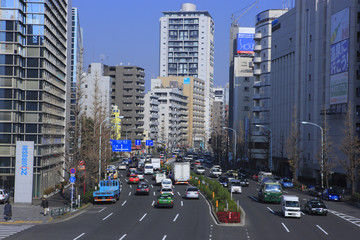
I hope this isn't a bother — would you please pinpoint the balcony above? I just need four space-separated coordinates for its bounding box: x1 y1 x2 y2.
254 69 261 75
253 81 261 87
254 45 262 51
253 57 261 63
254 33 262 40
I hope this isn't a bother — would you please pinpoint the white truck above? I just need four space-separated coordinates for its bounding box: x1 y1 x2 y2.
281 195 301 218
151 158 161 170
172 162 190 184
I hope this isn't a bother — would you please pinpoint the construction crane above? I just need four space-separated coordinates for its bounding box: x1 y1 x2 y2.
231 0 258 27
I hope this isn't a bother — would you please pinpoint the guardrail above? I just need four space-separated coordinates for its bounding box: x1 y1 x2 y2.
50 206 70 217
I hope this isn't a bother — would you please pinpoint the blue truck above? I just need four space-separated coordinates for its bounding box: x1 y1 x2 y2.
93 180 121 203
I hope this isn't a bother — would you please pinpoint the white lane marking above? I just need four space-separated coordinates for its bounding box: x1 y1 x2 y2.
162 235 167 240
129 192 131 196
102 213 113 221
328 209 360 227
119 234 127 240
181 201 183 207
125 179 128 182
250 196 258 201
283 190 289 193
73 233 85 240
281 223 290 232
173 213 179 222
145 179 148 182
177 191 180 196
301 211 305 215
267 207 275 214
139 213 147 222
121 200 127 206
98 207 106 212
316 225 328 235
129 185 132 188
153 192 156 196
152 200 155 206
151 184 154 188
121 174 123 177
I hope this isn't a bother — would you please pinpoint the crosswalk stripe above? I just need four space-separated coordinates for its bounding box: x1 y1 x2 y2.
0 225 34 239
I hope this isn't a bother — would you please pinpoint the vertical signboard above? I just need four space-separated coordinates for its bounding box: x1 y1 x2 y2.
330 8 349 105
14 141 34 204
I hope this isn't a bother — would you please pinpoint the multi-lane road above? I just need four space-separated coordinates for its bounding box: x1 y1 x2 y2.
6 166 360 240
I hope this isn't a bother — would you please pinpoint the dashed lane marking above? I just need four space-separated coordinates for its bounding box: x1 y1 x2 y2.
129 185 132 189
119 234 127 240
122 200 127 206
73 233 85 240
152 200 155 206
139 213 147 222
98 207 106 212
151 184 154 188
267 207 275 214
173 214 179 222
250 196 258 201
281 223 290 232
102 213 113 221
316 225 328 235
162 235 167 240
177 192 180 196
181 201 183 207
153 192 156 196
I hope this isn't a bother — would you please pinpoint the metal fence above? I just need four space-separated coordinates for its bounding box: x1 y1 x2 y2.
50 206 70 217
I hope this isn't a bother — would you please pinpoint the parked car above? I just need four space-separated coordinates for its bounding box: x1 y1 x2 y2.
322 188 342 201
281 178 293 188
304 198 328 215
184 186 199 199
156 193 174 208
308 186 323 197
136 182 150 195
0 189 10 204
218 176 229 187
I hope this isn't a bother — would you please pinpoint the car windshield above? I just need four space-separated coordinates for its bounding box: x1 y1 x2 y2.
283 179 291 183
219 177 227 182
286 201 299 207
163 180 171 184
231 182 241 186
265 184 281 192
328 189 338 195
162 188 172 192
145 166 153 169
310 201 326 208
187 187 198 191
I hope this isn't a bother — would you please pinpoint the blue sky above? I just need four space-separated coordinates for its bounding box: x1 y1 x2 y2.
72 0 287 90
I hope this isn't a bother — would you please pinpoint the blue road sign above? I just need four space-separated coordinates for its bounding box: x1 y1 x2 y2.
70 168 76 174
135 140 141 146
146 140 153 146
70 176 76 183
111 140 131 152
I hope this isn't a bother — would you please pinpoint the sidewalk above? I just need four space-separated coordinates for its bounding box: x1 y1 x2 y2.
0 187 74 225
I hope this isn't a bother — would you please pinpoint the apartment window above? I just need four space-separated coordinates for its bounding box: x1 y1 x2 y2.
289 37 292 44
357 87 360 97
309 34 312 42
308 133 311 140
244 106 249 111
244 87 249 92
308 94 311 101
309 54 312 62
308 74 311 81
85 84 88 88
308 113 311 121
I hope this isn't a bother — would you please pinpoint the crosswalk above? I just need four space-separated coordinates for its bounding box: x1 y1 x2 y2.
328 209 360 227
0 225 34 239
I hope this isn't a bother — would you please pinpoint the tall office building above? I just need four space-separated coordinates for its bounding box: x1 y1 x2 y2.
103 65 145 143
271 0 358 186
0 0 69 197
159 3 214 145
66 7 83 163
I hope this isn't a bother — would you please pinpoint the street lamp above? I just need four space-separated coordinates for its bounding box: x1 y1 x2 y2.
301 121 324 189
223 127 237 169
256 125 273 171
99 116 124 185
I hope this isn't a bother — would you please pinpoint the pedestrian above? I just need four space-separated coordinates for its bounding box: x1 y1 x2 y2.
41 197 49 216
3 200 12 222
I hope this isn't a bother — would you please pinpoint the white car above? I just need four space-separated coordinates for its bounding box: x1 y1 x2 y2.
160 187 174 195
195 166 206 175
161 179 173 189
228 179 242 194
0 189 10 203
118 163 127 170
210 167 222 178
144 164 154 174
137 171 145 180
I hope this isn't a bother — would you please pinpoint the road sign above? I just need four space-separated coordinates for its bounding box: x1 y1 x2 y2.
70 168 76 174
70 176 76 183
111 140 131 152
70 173 75 177
135 140 141 146
146 140 153 146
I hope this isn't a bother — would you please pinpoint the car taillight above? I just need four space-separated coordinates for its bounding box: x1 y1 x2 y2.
171 200 173 203
137 189 140 191
186 192 188 194
157 201 159 204
94 197 98 199
197 191 199 194
145 189 149 191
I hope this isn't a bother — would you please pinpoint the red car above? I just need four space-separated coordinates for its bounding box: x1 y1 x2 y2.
129 174 139 184
252 174 258 181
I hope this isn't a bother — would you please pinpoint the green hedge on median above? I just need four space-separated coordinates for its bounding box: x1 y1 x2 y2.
189 173 240 213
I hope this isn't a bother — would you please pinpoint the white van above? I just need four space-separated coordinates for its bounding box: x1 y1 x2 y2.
144 163 154 175
228 179 242 194
281 195 301 218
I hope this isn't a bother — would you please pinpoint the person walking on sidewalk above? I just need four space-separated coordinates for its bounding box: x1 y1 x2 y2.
3 200 12 222
41 197 49 216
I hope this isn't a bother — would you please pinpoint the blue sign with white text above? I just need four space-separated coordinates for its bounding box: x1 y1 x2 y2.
330 39 348 75
70 176 76 183
237 33 254 54
111 140 132 152
146 140 154 146
135 140 141 146
184 77 190 85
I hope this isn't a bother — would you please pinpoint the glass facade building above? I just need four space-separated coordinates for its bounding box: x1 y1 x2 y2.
0 0 68 198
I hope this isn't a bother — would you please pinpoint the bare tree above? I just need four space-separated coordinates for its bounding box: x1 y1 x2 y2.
286 106 302 182
338 103 360 195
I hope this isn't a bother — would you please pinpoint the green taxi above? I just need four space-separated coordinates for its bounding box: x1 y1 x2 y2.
156 193 174 208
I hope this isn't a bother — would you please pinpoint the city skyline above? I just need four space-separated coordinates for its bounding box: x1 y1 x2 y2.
72 0 287 90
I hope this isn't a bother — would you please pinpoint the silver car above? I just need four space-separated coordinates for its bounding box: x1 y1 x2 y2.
185 186 199 199
0 189 10 203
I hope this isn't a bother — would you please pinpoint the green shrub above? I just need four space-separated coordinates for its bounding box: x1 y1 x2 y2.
351 192 360 202
81 189 95 204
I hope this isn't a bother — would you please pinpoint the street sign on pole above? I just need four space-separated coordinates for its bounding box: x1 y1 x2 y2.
135 140 141 146
146 140 153 146
111 140 131 152
70 168 76 174
70 173 75 177
70 176 76 183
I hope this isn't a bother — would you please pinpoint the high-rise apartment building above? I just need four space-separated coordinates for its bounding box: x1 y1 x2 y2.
152 76 205 149
144 91 159 141
159 3 214 145
0 0 69 197
103 65 145 143
66 7 83 162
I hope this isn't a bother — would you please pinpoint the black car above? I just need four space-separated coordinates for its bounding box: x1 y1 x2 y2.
239 177 249 187
135 182 150 195
218 176 229 187
304 199 328 215
308 186 323 197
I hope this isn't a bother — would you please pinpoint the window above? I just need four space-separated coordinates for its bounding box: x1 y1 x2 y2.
308 74 311 81
309 54 312 62
244 87 249 92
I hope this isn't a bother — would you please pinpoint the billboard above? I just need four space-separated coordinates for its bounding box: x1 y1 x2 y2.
330 72 348 105
330 39 348 75
14 141 34 204
331 8 349 44
184 77 190 85
237 33 255 54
